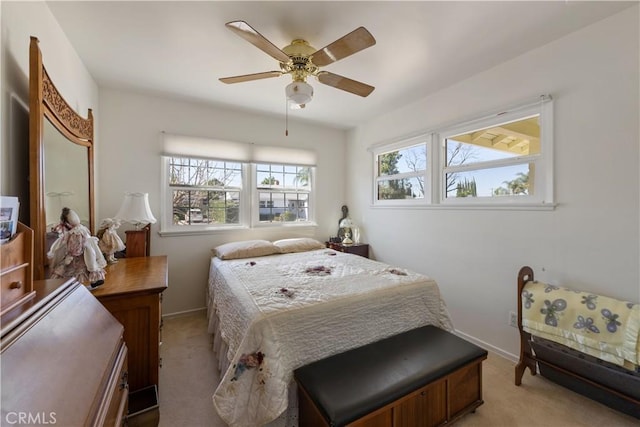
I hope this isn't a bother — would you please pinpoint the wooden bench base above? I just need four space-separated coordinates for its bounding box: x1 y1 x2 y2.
299 357 484 427
295 326 487 427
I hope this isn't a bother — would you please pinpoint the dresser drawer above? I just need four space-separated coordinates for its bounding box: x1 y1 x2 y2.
98 343 129 427
0 265 29 308
0 224 34 313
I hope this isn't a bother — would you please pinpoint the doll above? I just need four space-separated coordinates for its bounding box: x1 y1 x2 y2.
97 218 126 263
48 207 107 288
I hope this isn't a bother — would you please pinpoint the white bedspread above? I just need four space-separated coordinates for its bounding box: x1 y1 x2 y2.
207 249 453 427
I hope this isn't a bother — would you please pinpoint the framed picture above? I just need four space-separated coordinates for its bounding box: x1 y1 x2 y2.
0 196 20 244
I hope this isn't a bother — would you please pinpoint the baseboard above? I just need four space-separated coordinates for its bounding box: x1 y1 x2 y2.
454 329 519 363
162 307 206 319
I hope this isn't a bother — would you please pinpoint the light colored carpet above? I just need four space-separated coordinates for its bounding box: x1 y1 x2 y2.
158 311 638 427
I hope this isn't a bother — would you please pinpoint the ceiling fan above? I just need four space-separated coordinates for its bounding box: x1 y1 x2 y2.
219 21 376 108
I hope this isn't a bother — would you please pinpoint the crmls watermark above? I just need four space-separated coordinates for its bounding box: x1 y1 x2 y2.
5 412 57 425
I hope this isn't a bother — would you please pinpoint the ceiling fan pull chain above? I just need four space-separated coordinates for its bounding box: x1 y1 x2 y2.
285 98 289 136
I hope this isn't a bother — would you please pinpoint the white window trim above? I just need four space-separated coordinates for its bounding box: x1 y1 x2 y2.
371 95 555 210
372 135 432 207
159 157 250 236
159 159 317 236
437 97 553 207
250 164 317 228
159 133 318 235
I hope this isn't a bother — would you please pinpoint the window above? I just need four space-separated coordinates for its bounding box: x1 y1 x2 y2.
438 97 553 206
372 96 554 208
373 136 429 206
167 157 244 226
255 163 312 223
160 133 317 234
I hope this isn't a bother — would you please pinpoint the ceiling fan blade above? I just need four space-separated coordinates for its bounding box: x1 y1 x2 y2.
226 21 290 63
219 71 283 84
316 71 374 97
311 27 376 67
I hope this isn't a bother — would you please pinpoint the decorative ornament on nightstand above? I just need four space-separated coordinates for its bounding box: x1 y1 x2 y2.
114 192 157 258
339 217 355 245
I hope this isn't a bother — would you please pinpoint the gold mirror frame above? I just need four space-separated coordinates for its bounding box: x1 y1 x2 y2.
29 36 95 280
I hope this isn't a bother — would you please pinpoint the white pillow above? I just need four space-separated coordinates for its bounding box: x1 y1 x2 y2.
213 240 278 260
273 238 325 254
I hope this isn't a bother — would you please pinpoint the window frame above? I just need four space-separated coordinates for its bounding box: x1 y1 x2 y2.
251 163 316 228
371 96 554 210
437 98 553 207
160 156 250 234
372 135 432 207
160 157 316 235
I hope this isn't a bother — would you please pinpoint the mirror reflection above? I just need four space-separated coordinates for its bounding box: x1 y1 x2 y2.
43 118 91 268
43 118 90 229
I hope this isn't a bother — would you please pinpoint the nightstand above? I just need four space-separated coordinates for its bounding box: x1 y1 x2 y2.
326 242 369 258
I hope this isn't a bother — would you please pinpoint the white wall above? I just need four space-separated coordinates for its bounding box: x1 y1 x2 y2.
98 88 347 314
346 6 639 359
1 1 99 220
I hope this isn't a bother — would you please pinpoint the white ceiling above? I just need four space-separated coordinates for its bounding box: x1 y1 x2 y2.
47 1 634 129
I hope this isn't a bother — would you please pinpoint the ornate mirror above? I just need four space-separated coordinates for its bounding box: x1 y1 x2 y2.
29 37 95 280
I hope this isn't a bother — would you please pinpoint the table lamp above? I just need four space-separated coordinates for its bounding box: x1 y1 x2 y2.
114 192 156 257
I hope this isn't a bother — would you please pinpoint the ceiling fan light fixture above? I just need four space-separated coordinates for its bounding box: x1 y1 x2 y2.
286 81 313 106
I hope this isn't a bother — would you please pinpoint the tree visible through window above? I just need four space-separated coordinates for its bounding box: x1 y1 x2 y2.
375 142 427 201
169 157 241 225
160 135 317 232
443 114 540 199
372 96 553 207
494 172 529 196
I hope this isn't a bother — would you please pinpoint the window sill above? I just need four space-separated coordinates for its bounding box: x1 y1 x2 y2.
371 202 556 211
158 222 317 237
252 221 317 228
158 225 248 237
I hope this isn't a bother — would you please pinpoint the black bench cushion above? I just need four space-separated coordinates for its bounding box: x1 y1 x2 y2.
294 325 487 427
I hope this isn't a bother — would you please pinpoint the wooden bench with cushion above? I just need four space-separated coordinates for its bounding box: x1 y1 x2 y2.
294 325 488 427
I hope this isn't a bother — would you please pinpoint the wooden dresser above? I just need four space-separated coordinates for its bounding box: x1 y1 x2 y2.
92 256 168 394
1 278 128 426
1 223 35 315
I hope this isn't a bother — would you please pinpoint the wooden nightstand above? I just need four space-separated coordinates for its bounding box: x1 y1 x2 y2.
92 256 168 393
326 242 369 258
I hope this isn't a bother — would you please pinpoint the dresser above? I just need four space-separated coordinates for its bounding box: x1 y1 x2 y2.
1 278 128 426
92 256 168 394
1 222 35 315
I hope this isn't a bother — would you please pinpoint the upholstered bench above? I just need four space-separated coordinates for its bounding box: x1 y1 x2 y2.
294 325 488 427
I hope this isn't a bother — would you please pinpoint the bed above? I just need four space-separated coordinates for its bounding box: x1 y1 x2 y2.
206 239 453 427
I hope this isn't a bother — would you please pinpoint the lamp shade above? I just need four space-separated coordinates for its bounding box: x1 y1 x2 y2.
286 81 313 105
114 192 157 226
